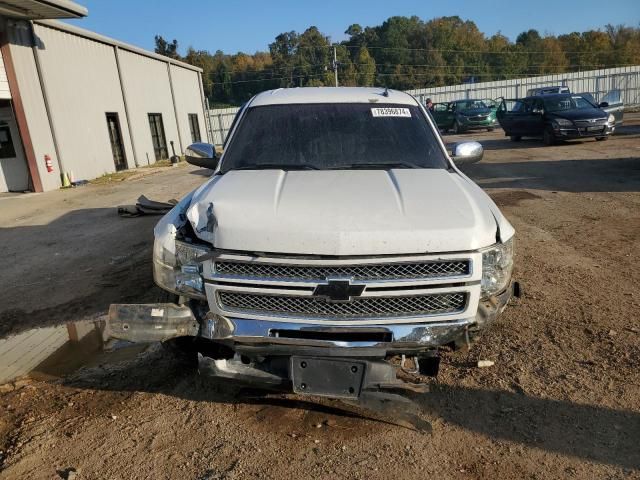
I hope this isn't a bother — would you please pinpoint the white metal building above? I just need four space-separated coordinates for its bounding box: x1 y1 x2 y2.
0 0 208 192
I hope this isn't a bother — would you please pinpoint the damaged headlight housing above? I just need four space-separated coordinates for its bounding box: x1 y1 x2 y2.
480 237 514 298
153 238 210 299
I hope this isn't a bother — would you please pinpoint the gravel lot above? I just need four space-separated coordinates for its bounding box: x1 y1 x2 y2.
0 115 639 479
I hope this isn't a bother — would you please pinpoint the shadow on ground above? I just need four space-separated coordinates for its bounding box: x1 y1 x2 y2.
62 348 640 470
461 157 640 193
0 208 162 338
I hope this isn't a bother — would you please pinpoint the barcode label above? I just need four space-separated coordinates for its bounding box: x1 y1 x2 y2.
371 107 411 118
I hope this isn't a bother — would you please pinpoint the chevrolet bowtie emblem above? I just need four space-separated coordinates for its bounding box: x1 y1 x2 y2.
313 280 366 303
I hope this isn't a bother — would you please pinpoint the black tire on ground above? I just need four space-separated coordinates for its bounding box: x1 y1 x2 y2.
510 135 522 142
595 136 608 141
543 127 556 146
452 121 464 134
487 128 494 132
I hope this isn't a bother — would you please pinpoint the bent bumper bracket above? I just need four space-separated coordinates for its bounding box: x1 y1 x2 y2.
108 303 199 343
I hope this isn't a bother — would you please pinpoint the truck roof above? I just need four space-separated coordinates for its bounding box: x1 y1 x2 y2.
250 87 418 107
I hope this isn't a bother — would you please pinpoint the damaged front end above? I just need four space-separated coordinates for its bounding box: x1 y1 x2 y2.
108 189 517 407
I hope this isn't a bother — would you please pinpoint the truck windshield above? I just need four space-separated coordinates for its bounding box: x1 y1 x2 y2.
220 103 448 172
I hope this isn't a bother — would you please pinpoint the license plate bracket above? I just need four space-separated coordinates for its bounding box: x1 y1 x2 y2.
291 357 366 399
587 125 602 132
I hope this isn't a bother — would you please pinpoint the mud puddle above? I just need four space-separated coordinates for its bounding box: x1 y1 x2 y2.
0 320 146 386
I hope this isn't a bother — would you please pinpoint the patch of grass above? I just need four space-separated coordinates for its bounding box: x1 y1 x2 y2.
89 158 184 185
89 170 139 185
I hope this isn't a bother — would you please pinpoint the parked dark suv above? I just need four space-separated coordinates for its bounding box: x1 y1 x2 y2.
496 94 615 145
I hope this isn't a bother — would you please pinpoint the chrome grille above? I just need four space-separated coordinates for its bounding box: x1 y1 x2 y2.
217 291 467 318
574 119 607 127
214 260 470 281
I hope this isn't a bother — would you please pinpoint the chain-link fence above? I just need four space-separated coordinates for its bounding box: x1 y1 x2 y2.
207 65 640 145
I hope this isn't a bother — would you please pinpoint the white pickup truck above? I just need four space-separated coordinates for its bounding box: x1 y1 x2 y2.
109 87 517 400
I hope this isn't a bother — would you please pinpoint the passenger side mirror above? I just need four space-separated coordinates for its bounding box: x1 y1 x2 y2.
532 107 544 115
185 143 219 170
599 101 609 108
451 141 483 165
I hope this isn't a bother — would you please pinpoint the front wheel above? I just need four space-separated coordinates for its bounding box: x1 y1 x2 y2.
452 121 465 134
543 127 556 146
510 135 522 142
487 128 494 132
595 136 608 141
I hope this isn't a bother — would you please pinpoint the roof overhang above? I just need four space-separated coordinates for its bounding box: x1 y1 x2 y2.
0 0 87 19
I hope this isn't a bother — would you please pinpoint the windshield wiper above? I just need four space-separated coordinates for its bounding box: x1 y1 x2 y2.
330 162 422 170
227 164 319 171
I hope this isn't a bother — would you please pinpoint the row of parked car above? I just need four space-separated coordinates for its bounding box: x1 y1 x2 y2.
429 86 624 145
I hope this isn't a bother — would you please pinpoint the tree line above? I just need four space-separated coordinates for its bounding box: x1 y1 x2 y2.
155 16 640 107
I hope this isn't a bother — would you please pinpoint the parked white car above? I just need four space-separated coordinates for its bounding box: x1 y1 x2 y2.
109 87 517 400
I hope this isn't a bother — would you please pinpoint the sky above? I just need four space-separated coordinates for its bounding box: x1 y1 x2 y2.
65 0 640 55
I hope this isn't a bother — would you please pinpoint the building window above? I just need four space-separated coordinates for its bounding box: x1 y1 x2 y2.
0 124 16 159
148 113 168 161
188 113 201 143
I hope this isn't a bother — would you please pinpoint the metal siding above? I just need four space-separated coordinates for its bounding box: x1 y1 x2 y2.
405 66 640 104
170 64 204 148
119 50 179 164
7 21 59 190
32 23 135 180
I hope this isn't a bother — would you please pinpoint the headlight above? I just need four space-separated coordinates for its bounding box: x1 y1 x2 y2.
607 114 615 124
553 118 573 128
153 238 210 299
481 237 514 298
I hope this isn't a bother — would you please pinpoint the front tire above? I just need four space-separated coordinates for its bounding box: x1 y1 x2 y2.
543 127 556 146
595 136 608 141
510 135 522 142
453 121 465 134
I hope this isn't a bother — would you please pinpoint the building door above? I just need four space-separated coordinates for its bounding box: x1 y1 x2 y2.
0 103 29 192
148 113 168 161
106 113 127 171
188 113 201 143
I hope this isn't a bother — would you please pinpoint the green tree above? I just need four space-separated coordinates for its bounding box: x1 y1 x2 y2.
296 26 332 86
154 35 180 59
269 31 299 87
356 47 376 86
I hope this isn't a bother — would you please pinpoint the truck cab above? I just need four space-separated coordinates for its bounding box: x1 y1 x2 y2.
110 87 516 400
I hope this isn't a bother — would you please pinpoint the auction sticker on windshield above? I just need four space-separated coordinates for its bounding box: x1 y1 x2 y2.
371 107 411 117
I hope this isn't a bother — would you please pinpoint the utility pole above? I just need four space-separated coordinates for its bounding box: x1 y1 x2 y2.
333 46 339 87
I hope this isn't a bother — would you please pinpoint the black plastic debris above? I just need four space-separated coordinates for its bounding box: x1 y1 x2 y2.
117 195 178 217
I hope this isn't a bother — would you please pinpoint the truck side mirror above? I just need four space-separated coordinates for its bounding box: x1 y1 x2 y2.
185 143 219 170
599 101 609 108
451 141 483 165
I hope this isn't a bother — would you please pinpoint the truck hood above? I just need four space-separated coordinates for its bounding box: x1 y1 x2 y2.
186 169 499 256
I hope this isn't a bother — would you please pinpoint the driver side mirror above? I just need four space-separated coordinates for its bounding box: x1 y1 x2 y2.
451 141 483 165
599 101 609 108
185 143 219 170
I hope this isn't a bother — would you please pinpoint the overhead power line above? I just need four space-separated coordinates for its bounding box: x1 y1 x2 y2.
295 44 630 55
210 62 635 77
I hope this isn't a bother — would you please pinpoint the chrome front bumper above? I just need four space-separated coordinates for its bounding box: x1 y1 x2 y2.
108 285 514 355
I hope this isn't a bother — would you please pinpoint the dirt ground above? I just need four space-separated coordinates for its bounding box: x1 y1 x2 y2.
1 116 639 479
